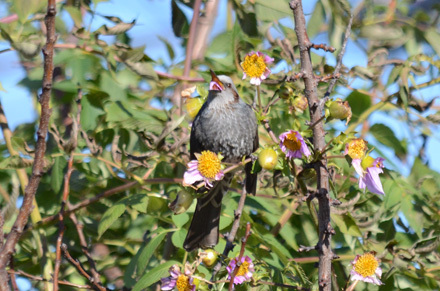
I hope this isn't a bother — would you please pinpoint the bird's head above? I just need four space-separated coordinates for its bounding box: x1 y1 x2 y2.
208 70 240 102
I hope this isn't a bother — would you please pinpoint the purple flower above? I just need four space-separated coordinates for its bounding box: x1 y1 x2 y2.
226 255 254 285
183 151 224 188
161 264 196 291
241 51 274 85
352 156 385 195
279 130 311 159
350 252 383 285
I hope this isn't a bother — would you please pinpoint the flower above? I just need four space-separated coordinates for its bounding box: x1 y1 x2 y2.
350 252 383 285
279 130 311 159
352 156 385 195
161 265 196 291
345 138 368 160
183 151 224 188
241 51 274 85
226 255 255 285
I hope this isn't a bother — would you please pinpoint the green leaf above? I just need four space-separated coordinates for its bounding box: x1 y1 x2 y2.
424 27 440 57
331 213 362 237
125 61 158 80
171 228 187 248
171 0 188 37
100 72 127 101
400 196 423 238
346 90 372 123
0 81 5 92
98 203 126 238
235 6 258 37
370 123 406 157
255 0 291 22
307 1 325 39
64 6 83 27
127 194 149 213
51 156 67 194
172 212 189 228
136 232 168 276
132 260 178 291
80 94 105 131
96 20 136 35
0 156 33 169
13 0 45 23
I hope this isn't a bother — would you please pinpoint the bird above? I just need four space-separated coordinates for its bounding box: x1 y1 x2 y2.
183 70 259 252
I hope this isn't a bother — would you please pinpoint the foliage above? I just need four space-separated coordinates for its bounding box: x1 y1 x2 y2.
0 0 440 290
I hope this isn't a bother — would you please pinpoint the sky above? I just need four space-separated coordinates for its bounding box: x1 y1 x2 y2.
0 0 439 178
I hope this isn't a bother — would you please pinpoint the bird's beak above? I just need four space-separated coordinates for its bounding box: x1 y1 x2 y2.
209 70 225 91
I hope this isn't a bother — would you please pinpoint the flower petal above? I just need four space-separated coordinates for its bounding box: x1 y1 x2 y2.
364 167 385 195
183 167 204 185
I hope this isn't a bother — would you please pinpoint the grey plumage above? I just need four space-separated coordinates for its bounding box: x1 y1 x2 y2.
183 72 258 252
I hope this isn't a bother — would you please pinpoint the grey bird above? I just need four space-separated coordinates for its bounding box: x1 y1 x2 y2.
183 70 259 252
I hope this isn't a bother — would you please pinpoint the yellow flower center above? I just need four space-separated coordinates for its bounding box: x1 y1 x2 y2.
176 274 192 291
347 139 368 160
197 151 222 179
354 253 379 278
236 261 250 277
242 54 267 78
283 132 301 152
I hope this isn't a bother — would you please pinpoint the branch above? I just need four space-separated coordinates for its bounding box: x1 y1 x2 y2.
0 0 56 287
191 0 219 60
228 223 251 291
61 244 107 291
7 269 92 289
211 186 249 281
69 211 104 287
53 90 82 290
289 1 333 290
324 14 353 98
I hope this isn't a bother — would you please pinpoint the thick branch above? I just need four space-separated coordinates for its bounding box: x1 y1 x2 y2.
289 1 333 290
0 1 56 287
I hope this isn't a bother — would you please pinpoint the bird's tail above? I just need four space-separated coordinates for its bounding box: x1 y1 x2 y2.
183 174 233 252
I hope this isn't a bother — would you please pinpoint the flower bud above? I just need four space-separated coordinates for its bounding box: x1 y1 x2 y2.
292 93 308 113
327 99 352 125
278 85 294 99
258 148 278 170
168 190 193 215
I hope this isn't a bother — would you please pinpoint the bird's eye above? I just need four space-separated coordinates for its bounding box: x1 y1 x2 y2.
226 83 232 88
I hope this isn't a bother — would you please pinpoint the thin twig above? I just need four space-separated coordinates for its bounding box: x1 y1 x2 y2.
53 90 82 290
30 176 181 231
257 280 310 290
211 186 249 281
8 261 18 291
262 119 279 144
69 211 103 286
228 223 252 291
324 14 353 98
179 0 203 114
0 0 56 285
8 269 92 289
61 244 107 291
